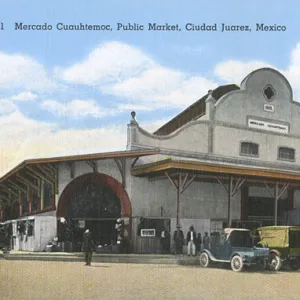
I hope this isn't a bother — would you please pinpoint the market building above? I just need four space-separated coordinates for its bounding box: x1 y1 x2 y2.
1 67 300 253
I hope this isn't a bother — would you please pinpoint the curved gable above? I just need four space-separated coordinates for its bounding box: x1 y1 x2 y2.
214 67 299 133
240 68 293 102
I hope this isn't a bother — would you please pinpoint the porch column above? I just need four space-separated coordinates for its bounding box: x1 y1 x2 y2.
264 182 289 226
216 176 247 228
228 177 233 227
165 172 196 229
176 175 181 229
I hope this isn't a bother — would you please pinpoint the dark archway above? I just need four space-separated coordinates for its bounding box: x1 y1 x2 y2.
56 173 132 251
57 173 131 218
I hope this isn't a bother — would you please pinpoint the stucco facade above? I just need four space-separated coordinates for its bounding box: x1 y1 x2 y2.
2 67 300 253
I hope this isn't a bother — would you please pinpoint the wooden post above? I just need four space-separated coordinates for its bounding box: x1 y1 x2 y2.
40 179 44 210
228 177 233 228
176 173 182 229
274 183 279 226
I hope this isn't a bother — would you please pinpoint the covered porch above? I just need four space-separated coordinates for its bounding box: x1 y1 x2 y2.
131 158 300 232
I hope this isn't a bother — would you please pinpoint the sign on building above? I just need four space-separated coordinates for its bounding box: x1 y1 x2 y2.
141 229 156 237
248 118 289 134
263 104 275 112
78 220 85 228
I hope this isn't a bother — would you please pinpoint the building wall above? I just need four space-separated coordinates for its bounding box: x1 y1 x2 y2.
128 68 300 168
213 125 300 164
132 122 209 153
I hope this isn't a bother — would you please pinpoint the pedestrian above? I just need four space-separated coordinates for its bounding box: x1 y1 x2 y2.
160 228 170 254
173 228 184 255
196 233 202 253
81 229 95 266
203 232 210 249
187 226 196 256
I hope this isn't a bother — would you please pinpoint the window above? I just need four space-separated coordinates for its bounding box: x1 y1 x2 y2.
240 142 259 157
278 147 295 161
263 85 275 101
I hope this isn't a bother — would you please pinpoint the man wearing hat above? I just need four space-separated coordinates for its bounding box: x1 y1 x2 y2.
186 226 197 256
81 229 95 266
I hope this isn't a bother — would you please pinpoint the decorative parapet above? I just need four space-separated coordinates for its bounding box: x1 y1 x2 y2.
205 90 216 120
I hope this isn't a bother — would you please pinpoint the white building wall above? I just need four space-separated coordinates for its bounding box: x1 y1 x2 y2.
132 122 209 153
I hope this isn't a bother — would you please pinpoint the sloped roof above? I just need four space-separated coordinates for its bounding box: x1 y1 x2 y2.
153 84 239 136
0 149 159 183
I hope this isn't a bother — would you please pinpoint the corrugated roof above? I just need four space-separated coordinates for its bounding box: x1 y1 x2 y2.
0 149 160 183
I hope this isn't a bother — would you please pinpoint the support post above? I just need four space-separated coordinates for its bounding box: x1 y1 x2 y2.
216 176 246 228
165 172 196 230
176 173 182 230
264 181 289 226
228 176 233 228
274 183 279 226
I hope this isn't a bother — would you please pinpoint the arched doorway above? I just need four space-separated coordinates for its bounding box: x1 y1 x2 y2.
57 173 131 251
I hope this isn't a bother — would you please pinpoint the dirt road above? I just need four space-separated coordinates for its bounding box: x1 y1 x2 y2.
0 260 299 300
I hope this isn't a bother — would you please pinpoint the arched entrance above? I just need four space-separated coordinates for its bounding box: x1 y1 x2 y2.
57 173 131 252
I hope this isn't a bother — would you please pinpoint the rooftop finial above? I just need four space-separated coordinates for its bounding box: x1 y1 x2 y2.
130 111 138 124
131 111 136 120
206 90 215 103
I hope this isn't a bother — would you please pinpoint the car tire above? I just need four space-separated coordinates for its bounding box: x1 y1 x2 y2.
268 253 282 271
289 260 300 271
199 252 210 268
230 255 243 272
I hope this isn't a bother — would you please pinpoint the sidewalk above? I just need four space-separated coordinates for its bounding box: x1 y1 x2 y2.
0 250 200 265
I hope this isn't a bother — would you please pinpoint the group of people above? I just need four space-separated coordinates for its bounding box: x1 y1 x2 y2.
161 226 210 256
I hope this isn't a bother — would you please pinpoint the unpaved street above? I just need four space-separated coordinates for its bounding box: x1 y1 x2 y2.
0 260 299 300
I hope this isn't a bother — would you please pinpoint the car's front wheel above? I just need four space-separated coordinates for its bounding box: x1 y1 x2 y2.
268 253 282 271
231 255 243 272
199 252 210 268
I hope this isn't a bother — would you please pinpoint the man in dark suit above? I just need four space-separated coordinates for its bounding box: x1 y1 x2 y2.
81 229 95 266
187 226 197 256
173 228 184 255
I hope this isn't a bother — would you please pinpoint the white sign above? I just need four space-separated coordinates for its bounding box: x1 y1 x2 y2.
248 118 289 134
264 104 275 112
141 229 156 237
78 220 85 228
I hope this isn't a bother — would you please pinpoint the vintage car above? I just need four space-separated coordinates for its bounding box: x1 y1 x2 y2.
199 228 269 272
253 226 300 271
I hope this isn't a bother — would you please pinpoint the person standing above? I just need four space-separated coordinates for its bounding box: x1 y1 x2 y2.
160 228 170 254
196 233 202 253
173 228 184 255
187 226 197 256
81 229 94 266
203 232 210 249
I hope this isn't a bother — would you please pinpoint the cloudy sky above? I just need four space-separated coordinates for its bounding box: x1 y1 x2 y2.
0 0 298 175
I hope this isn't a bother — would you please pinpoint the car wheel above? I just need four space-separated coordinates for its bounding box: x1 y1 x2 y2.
199 252 210 268
268 253 282 271
231 255 243 272
289 260 300 271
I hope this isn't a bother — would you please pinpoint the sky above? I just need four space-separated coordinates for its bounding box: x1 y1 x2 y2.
0 0 299 175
